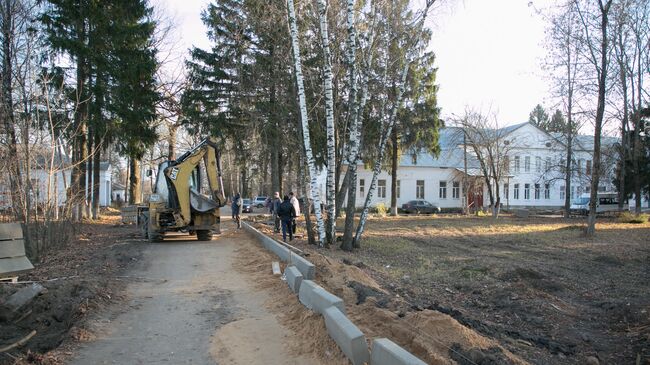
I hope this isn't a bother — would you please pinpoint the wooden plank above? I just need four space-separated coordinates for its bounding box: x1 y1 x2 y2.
0 256 34 277
0 223 23 240
0 239 26 258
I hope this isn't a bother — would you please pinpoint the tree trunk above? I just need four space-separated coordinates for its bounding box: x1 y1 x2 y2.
85 130 93 219
0 0 24 222
316 0 337 245
632 45 643 214
287 0 326 245
335 168 349 219
586 1 612 236
92 135 101 219
390 127 398 216
299 154 315 245
564 132 573 218
129 157 141 205
168 123 177 160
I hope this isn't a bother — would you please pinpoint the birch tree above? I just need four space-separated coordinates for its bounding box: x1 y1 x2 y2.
287 0 326 245
340 0 373 251
315 0 337 245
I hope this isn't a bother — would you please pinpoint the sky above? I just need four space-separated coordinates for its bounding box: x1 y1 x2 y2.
153 0 550 126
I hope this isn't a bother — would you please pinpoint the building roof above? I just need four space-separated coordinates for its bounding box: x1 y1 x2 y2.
397 122 620 170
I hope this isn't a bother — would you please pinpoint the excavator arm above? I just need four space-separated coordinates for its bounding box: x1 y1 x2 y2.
163 138 226 226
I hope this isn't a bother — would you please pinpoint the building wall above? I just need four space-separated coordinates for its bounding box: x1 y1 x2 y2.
30 167 112 207
352 166 465 209
349 123 619 209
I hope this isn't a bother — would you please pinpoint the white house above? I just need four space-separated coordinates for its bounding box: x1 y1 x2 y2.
349 122 620 210
30 159 113 207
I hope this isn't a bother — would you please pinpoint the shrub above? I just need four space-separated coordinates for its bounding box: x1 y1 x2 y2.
619 212 649 224
375 202 388 217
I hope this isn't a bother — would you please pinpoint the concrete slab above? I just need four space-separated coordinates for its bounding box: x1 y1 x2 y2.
298 280 345 315
323 306 369 365
370 338 427 365
0 283 45 321
284 265 303 293
289 252 315 280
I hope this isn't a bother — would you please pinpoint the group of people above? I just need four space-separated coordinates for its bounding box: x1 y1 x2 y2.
230 191 301 242
268 192 300 242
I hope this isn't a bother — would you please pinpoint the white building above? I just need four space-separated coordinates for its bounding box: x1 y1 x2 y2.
30 159 113 207
349 122 620 210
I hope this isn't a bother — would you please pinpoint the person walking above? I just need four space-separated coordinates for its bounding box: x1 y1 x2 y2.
289 192 300 234
277 195 296 242
232 192 242 229
270 192 282 233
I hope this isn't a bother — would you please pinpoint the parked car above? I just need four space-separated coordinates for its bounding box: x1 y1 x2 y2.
253 196 267 208
242 199 253 213
401 200 441 214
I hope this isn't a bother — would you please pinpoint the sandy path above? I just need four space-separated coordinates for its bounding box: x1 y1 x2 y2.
68 222 321 365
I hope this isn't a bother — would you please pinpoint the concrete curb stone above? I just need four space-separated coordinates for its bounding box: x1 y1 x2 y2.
298 279 345 315
323 306 370 365
371 338 427 365
284 265 303 293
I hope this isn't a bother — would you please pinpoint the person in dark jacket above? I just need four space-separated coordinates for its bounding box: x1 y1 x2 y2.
270 192 282 233
277 195 296 242
231 192 242 229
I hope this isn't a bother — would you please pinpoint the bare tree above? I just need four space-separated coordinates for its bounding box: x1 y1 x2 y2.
544 0 587 218
452 108 513 218
574 0 614 235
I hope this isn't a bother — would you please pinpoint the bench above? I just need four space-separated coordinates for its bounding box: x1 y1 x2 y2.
0 223 34 280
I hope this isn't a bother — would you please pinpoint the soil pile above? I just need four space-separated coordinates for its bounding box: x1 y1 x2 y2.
0 215 144 365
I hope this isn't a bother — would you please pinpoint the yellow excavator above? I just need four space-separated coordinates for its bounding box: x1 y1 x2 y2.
139 138 226 241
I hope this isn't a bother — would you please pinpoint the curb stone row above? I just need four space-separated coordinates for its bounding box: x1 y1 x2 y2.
242 222 427 365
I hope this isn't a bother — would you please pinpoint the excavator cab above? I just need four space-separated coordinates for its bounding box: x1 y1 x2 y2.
140 138 226 242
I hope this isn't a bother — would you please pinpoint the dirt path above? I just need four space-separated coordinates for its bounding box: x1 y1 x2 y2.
68 223 321 365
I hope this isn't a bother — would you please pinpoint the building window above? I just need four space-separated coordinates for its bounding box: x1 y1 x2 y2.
577 186 583 197
524 156 531 172
545 157 551 172
570 186 575 199
514 156 520 173
544 183 550 199
504 183 509 200
378 179 386 198
586 160 592 175
439 181 447 199
416 180 425 199
359 179 365 195
560 158 566 173
514 183 520 199
534 183 540 199
598 185 607 192
452 181 460 199
560 185 565 200
396 180 401 199
503 156 510 173
535 156 541 173
578 159 583 174
524 183 531 200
